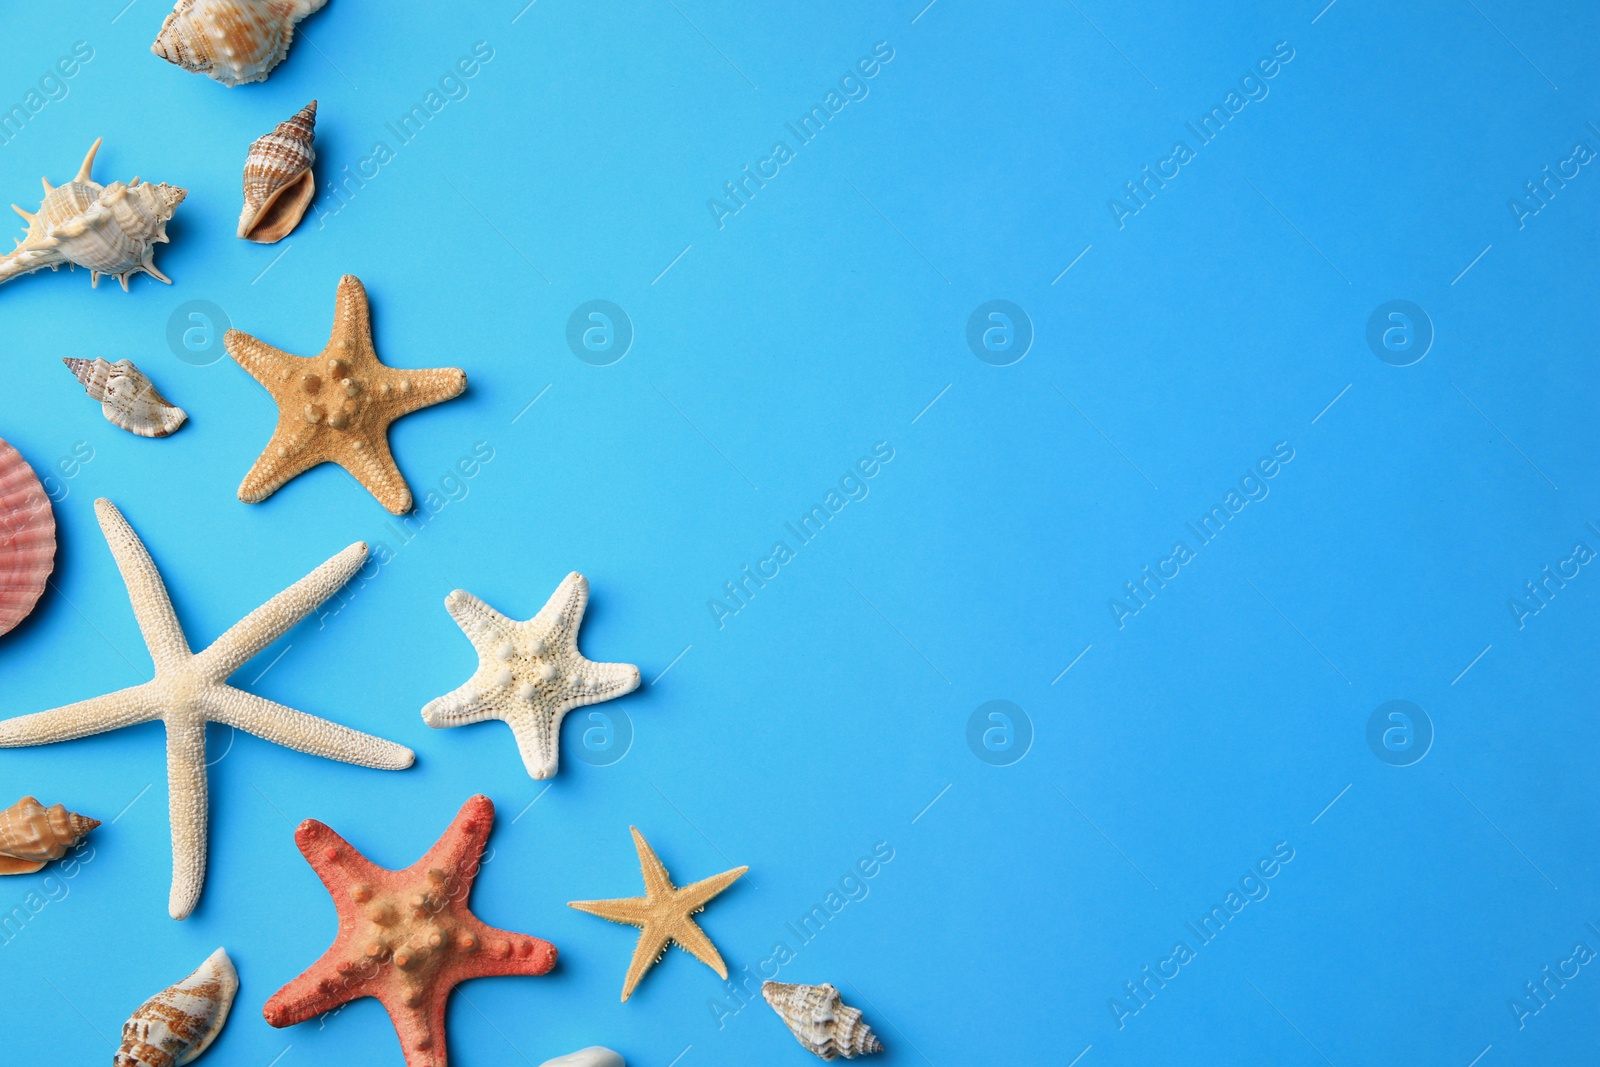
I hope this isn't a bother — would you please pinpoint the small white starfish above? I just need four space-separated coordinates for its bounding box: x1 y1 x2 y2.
421 573 641 779
0 499 414 920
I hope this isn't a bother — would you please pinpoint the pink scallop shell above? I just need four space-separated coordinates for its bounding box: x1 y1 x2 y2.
0 439 55 636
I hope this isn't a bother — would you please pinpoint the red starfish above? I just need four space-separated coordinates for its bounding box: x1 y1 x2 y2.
263 794 557 1067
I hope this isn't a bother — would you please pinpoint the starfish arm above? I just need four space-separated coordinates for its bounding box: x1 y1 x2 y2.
94 499 191 670
263 948 369 1028
620 925 672 1002
293 816 386 894
338 430 413 515
373 985 449 1067
533 572 591 649
631 826 677 899
332 273 372 337
166 716 208 920
237 426 328 505
570 658 642 704
193 542 368 680
677 865 749 911
0 683 160 746
225 329 301 388
670 915 731 978
414 793 494 878
207 686 415 769
568 894 652 926
419 681 501 729
386 365 468 417
443 589 514 645
508 706 561 780
452 923 559 981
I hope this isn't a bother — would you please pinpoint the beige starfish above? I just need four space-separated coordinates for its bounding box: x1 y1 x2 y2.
569 826 747 1001
225 274 467 515
0 499 414 919
420 573 641 779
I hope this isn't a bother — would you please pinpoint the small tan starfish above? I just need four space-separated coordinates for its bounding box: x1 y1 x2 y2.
0 499 414 919
569 826 747 1001
420 574 641 779
225 274 467 515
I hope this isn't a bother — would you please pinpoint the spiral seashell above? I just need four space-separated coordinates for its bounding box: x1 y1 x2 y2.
762 982 884 1060
0 796 97 875
63 358 187 438
152 0 328 87
115 948 238 1067
0 139 186 292
0 438 54 638
238 101 316 243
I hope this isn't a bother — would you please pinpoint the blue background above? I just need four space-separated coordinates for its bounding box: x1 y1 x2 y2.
0 1 1597 1064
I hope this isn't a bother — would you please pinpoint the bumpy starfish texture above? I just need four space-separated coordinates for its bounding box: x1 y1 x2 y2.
225 274 467 514
569 827 747 1002
0 499 414 920
420 574 640 780
264 795 558 1067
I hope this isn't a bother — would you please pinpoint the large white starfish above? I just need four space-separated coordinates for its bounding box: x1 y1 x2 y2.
0 499 414 919
421 573 640 779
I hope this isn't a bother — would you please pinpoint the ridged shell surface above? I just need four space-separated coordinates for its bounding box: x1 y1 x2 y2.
63 358 187 437
114 948 239 1067
0 139 185 291
0 438 54 636
762 982 885 1060
238 101 316 242
152 0 328 87
0 796 98 875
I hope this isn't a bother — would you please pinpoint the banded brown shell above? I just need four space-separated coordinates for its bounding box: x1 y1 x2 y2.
238 100 317 243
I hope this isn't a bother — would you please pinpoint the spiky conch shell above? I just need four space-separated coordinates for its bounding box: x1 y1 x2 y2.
115 948 239 1067
152 0 328 87
238 100 316 243
762 982 885 1060
0 139 186 291
0 796 97 875
0 438 55 637
62 357 187 437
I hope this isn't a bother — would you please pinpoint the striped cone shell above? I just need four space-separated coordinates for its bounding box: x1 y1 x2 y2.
114 948 239 1067
238 100 317 243
0 438 54 637
0 796 98 875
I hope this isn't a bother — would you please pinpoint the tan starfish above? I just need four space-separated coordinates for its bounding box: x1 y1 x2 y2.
225 274 467 515
569 826 747 1001
420 574 641 780
0 499 414 919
